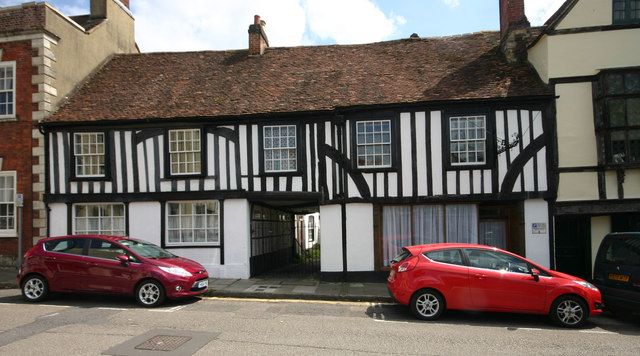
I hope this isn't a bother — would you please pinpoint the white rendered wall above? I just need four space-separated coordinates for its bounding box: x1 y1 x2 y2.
320 204 343 272
590 216 611 269
48 203 67 236
346 203 374 272
128 202 161 245
524 199 550 268
221 199 250 279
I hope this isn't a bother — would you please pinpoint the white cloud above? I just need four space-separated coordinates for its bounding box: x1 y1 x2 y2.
304 0 404 44
441 0 460 8
132 0 306 52
525 0 565 26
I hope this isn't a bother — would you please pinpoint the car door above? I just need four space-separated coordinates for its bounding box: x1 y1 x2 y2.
43 238 91 291
85 238 139 294
464 248 547 313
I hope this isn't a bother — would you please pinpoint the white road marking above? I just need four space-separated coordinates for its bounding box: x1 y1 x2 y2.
0 302 68 308
97 307 129 311
579 330 616 335
149 304 189 313
513 327 543 331
41 312 60 318
373 319 410 324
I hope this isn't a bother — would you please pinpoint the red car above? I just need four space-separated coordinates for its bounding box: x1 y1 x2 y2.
17 235 209 307
387 243 603 327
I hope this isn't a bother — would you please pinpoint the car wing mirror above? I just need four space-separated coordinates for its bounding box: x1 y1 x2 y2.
116 254 130 265
530 268 540 282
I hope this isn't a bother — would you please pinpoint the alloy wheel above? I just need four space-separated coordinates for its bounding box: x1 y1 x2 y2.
556 299 584 326
138 283 161 305
24 278 45 300
416 293 440 317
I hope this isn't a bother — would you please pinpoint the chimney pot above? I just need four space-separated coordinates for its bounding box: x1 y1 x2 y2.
248 14 269 56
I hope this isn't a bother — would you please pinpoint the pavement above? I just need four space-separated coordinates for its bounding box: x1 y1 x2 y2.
0 267 393 303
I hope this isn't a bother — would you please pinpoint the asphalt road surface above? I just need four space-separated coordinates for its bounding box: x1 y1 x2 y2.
0 289 638 355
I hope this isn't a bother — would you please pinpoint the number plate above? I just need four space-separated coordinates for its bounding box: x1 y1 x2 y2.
197 280 208 289
608 273 630 282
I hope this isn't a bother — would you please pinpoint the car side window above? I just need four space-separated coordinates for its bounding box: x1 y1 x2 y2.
43 239 87 255
466 249 530 274
604 238 640 267
88 239 128 261
424 249 465 266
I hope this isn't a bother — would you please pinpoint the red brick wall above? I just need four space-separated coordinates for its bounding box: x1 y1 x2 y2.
500 0 526 38
0 40 37 264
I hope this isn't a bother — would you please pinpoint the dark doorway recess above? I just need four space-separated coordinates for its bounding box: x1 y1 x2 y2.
554 216 591 280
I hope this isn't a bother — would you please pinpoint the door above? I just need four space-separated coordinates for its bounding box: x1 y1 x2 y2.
43 238 91 291
555 216 591 280
85 239 139 294
465 249 547 313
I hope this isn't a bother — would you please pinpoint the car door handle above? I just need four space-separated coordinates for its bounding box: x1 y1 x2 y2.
473 273 487 280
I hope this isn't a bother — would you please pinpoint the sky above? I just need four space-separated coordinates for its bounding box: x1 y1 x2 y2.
0 0 566 52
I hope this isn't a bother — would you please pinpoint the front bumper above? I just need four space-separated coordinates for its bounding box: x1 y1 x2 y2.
165 275 209 299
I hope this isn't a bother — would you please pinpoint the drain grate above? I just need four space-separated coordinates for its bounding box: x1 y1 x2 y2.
135 335 192 351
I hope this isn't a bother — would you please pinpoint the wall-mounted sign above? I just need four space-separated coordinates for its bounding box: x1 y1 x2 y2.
532 223 547 235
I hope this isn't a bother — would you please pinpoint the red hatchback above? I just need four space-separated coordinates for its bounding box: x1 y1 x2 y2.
17 235 209 307
387 243 604 327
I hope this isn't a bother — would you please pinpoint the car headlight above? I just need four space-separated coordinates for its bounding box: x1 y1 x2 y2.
574 280 598 290
158 266 192 277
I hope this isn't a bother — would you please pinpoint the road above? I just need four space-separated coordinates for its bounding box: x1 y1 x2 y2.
0 289 638 355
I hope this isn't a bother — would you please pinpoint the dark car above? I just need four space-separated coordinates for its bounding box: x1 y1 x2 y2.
17 235 209 307
593 232 640 314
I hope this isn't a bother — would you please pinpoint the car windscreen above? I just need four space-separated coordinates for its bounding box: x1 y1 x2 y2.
118 239 175 259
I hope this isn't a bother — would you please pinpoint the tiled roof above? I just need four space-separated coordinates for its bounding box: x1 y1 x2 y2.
69 15 105 31
0 3 45 34
48 31 551 123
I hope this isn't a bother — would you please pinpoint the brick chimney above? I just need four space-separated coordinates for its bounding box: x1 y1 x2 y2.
120 0 130 8
499 0 531 63
91 0 130 19
248 15 269 56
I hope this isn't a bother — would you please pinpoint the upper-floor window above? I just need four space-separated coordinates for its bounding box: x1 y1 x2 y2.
613 0 640 24
264 125 297 172
73 203 126 236
594 69 640 165
0 171 16 236
449 115 486 166
0 61 15 118
168 129 202 175
356 120 392 168
74 132 106 177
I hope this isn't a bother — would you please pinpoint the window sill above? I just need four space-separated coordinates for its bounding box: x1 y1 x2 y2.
163 244 221 249
0 116 17 123
0 233 17 239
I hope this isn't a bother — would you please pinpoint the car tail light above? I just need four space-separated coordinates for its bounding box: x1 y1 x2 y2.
397 256 418 273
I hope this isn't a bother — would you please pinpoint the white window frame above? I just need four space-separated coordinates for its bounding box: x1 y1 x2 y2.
263 125 297 173
165 200 220 247
73 132 106 178
355 120 392 168
0 61 16 119
72 203 126 236
168 128 202 176
0 171 16 237
449 115 487 166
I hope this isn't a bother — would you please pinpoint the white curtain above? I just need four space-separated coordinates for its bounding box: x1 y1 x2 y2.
445 204 478 243
413 205 445 245
382 206 411 266
479 221 507 249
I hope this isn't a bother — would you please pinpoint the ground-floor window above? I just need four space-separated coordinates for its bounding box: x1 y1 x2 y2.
381 204 478 267
73 203 126 235
0 171 16 236
165 201 220 246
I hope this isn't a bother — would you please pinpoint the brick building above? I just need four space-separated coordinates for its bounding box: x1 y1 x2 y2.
0 0 137 266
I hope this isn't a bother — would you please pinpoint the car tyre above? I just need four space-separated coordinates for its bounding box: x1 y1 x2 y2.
550 295 588 328
135 280 165 307
410 289 445 321
21 275 49 303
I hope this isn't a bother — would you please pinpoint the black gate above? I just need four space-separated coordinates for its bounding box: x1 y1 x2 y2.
249 204 320 278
